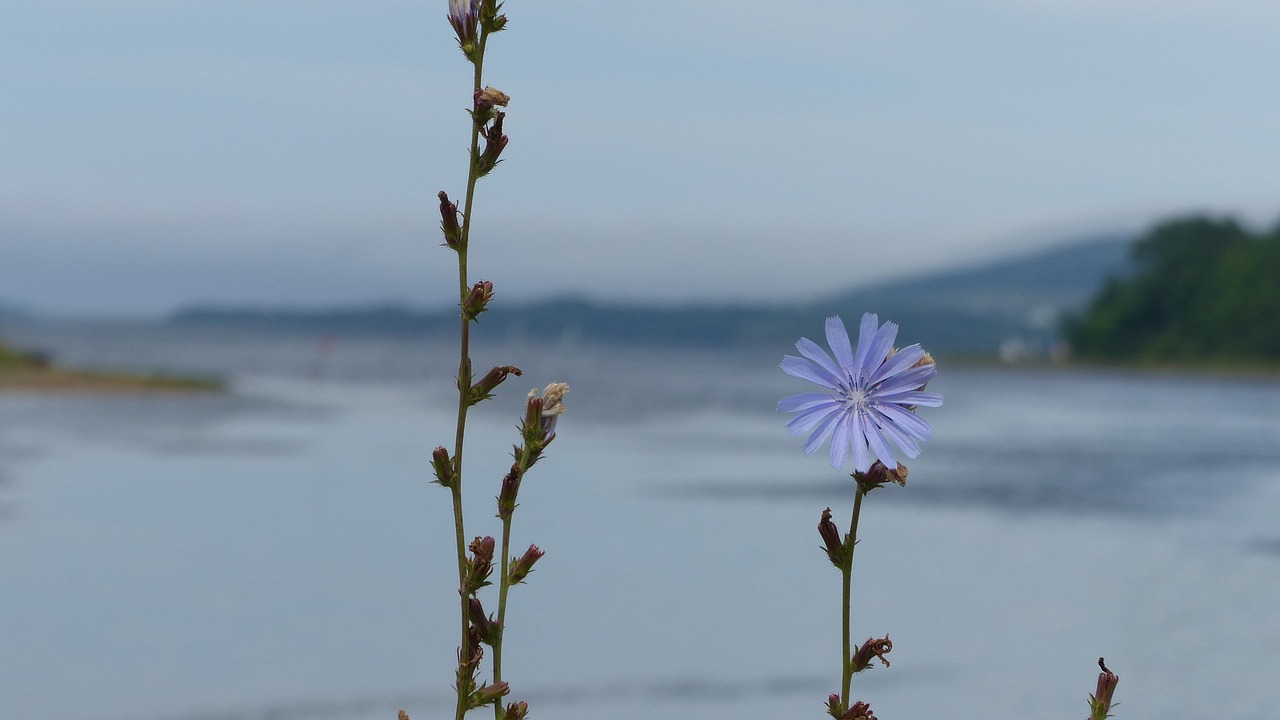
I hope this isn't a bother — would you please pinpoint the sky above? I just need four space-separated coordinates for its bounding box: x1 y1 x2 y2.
3 0 1280 317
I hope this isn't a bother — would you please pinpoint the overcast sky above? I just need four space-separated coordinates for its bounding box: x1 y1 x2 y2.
3 0 1279 317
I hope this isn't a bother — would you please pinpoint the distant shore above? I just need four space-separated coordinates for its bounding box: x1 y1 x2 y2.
0 366 221 393
0 340 220 393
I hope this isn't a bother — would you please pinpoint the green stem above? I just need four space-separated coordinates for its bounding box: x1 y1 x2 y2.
840 488 866 709
452 29 490 720
492 513 513 720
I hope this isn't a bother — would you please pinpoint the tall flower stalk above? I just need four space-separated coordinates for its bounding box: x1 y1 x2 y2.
415 4 565 720
781 314 940 719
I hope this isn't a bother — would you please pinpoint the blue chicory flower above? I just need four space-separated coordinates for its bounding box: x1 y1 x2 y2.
779 313 942 472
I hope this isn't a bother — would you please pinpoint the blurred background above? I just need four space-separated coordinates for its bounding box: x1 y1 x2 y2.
2 2 1279 719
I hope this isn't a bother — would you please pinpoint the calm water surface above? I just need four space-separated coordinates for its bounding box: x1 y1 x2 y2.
2 323 1279 720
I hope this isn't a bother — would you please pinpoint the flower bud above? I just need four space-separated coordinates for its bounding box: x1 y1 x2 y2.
818 507 845 568
479 0 507 33
448 0 479 60
502 701 528 720
1089 658 1119 720
826 694 843 719
497 463 522 519
843 700 877 720
526 382 569 442
462 280 495 321
508 544 544 585
439 191 462 249
431 446 455 488
469 597 501 645
468 364 522 407
851 635 892 673
468 681 510 709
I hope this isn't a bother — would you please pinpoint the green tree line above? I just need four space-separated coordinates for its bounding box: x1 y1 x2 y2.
1065 215 1280 362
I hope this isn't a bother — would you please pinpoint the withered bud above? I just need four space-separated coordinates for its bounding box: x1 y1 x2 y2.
818 507 845 568
466 536 497 593
534 382 570 441
851 635 892 673
399 711 410 720
475 86 511 109
502 701 528 720
855 461 908 494
462 280 495 321
842 700 877 720
439 191 462 249
497 463 522 519
475 111 509 177
431 446 455 488
455 643 483 697
508 544 544 585
1089 658 1119 720
468 364 522 406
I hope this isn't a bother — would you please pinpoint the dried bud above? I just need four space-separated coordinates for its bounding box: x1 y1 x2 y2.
399 711 410 720
466 536 497 593
468 681 510 709
475 86 511 109
851 635 892 673
455 643 483 698
439 191 462 249
855 460 907 494
475 111 509 178
462 280 495 321
502 701 528 720
468 364 522 406
1089 658 1119 720
508 544 544 585
818 507 845 568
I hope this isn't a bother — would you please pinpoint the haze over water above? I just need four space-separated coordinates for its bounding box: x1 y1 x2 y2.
2 323 1280 720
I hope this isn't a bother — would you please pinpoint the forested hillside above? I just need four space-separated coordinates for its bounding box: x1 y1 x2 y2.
1064 216 1280 362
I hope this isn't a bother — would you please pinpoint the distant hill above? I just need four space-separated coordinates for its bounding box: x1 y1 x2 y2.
169 234 1132 356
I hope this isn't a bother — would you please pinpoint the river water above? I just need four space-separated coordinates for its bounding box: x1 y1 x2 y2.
2 322 1279 720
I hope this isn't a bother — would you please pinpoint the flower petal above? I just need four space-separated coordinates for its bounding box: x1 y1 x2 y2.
850 313 879 377
851 413 872 472
829 412 854 469
796 337 841 378
825 316 855 369
801 409 843 455
863 415 899 469
780 355 838 388
778 392 837 414
786 402 840 435
873 389 944 407
869 406 923 457
859 320 899 380
871 365 937 396
872 402 935 441
868 344 925 387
